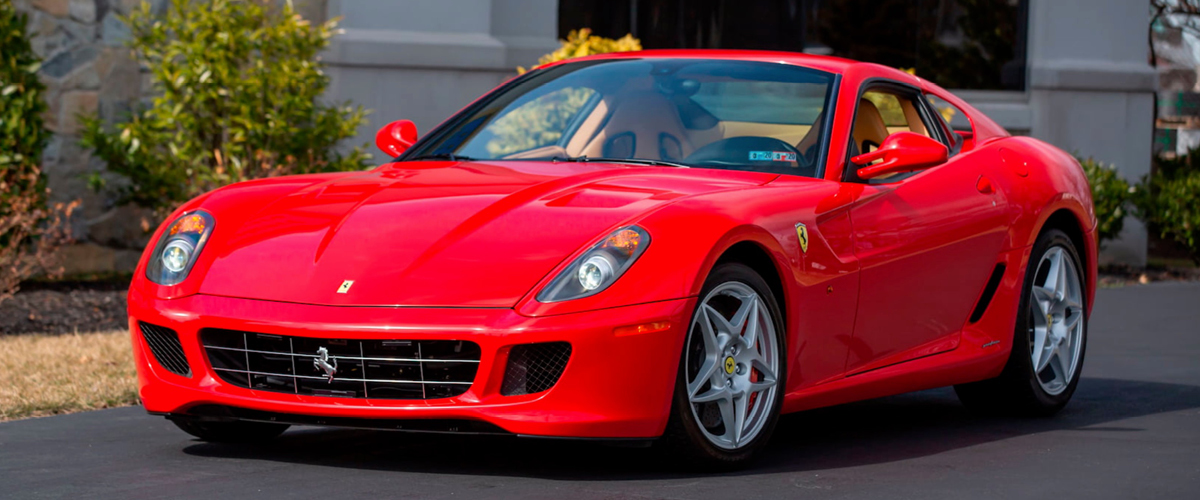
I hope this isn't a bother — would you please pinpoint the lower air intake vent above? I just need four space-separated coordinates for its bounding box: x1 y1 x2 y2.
139 322 191 377
501 342 572 396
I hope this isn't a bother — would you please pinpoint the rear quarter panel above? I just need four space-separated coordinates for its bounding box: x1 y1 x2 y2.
985 136 1097 314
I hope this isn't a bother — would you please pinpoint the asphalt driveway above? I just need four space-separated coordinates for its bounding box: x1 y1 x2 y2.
2 282 1198 499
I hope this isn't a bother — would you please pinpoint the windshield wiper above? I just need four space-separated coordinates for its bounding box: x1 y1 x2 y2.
551 155 691 169
408 152 475 162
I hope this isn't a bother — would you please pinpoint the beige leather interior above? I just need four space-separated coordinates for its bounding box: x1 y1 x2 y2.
900 99 928 136
721 121 812 145
852 98 890 156
517 85 828 162
796 111 824 153
579 92 694 160
563 99 610 155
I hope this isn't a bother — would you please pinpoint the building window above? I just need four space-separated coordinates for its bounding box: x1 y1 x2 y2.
558 0 1027 91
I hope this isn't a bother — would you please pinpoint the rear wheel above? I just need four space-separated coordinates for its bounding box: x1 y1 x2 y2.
171 418 290 443
662 263 786 468
955 228 1087 416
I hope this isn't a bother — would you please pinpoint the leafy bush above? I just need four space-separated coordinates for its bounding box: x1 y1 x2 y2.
0 167 76 303
82 0 370 212
1135 154 1200 264
517 28 642 74
1078 157 1133 245
1 2 48 204
1 3 75 302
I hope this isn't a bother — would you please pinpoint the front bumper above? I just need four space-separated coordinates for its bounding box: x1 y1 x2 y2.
129 292 693 438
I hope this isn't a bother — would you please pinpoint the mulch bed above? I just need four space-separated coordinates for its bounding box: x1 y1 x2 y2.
1 283 128 335
0 265 1197 335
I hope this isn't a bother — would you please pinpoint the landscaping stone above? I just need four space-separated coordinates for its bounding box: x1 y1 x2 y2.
31 0 69 18
58 89 98 134
15 1 149 275
68 0 96 23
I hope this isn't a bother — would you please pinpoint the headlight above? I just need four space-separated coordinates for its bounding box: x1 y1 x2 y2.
146 211 214 285
537 226 650 302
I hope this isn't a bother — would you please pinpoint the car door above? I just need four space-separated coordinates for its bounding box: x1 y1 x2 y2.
842 83 1010 373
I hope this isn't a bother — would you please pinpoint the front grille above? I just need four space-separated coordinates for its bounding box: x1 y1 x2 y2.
139 322 191 377
200 329 480 400
501 342 572 396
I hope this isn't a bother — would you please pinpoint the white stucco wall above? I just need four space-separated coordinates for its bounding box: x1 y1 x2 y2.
964 0 1156 266
322 0 559 152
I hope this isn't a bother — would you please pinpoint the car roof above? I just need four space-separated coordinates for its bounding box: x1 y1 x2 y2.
535 49 918 83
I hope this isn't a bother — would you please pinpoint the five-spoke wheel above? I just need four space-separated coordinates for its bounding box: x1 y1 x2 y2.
955 228 1088 416
1029 246 1085 395
663 263 785 467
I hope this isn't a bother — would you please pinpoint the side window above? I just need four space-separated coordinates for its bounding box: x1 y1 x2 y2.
850 88 934 158
925 93 973 153
847 86 942 182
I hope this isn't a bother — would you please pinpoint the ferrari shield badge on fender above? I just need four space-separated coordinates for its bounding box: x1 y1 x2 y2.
795 223 809 254
337 280 354 293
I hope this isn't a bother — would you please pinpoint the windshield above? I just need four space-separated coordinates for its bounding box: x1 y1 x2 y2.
405 58 837 177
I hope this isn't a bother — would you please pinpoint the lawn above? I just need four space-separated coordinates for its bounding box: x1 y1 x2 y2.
0 330 139 421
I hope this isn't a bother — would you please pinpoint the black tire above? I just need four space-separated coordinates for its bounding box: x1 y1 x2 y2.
171 418 290 443
955 228 1088 416
660 262 787 468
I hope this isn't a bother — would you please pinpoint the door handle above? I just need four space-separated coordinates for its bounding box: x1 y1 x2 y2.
976 175 994 194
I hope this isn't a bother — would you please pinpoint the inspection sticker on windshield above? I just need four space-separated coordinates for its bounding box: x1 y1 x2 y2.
749 151 797 162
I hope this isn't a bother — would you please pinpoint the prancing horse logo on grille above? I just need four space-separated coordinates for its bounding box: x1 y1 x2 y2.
313 347 338 382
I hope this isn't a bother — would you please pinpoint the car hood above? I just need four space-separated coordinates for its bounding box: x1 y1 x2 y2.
192 160 774 307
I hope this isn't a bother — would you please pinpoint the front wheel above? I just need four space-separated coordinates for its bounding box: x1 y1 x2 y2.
955 228 1088 416
661 263 786 468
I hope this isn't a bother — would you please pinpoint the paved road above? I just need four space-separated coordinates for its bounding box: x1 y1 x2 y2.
3 283 1199 499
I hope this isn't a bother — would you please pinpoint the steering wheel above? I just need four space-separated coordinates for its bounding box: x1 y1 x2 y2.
684 136 814 175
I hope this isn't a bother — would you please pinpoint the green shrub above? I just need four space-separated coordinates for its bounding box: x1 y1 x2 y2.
0 1 48 207
1078 157 1133 245
517 28 642 74
1135 154 1200 264
0 2 75 302
82 0 371 212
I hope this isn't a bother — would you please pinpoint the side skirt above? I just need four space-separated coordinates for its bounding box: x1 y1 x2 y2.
781 246 1029 414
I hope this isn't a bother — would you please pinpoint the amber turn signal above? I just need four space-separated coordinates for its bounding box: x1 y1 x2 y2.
169 214 208 236
602 228 643 257
614 321 671 337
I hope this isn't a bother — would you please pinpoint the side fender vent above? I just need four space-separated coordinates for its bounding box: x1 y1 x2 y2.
969 263 1007 323
139 322 192 377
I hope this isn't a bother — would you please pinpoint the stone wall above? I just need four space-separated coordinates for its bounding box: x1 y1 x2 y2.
13 0 327 275
12 0 157 274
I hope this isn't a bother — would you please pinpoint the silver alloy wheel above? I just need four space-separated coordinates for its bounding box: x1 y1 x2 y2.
1029 245 1085 395
685 281 780 450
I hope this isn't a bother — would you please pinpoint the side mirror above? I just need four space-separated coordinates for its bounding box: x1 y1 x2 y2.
851 132 948 180
375 120 418 157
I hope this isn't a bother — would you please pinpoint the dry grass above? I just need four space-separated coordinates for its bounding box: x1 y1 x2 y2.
0 330 138 421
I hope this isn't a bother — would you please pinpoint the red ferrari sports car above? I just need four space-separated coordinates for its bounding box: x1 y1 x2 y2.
130 50 1096 466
